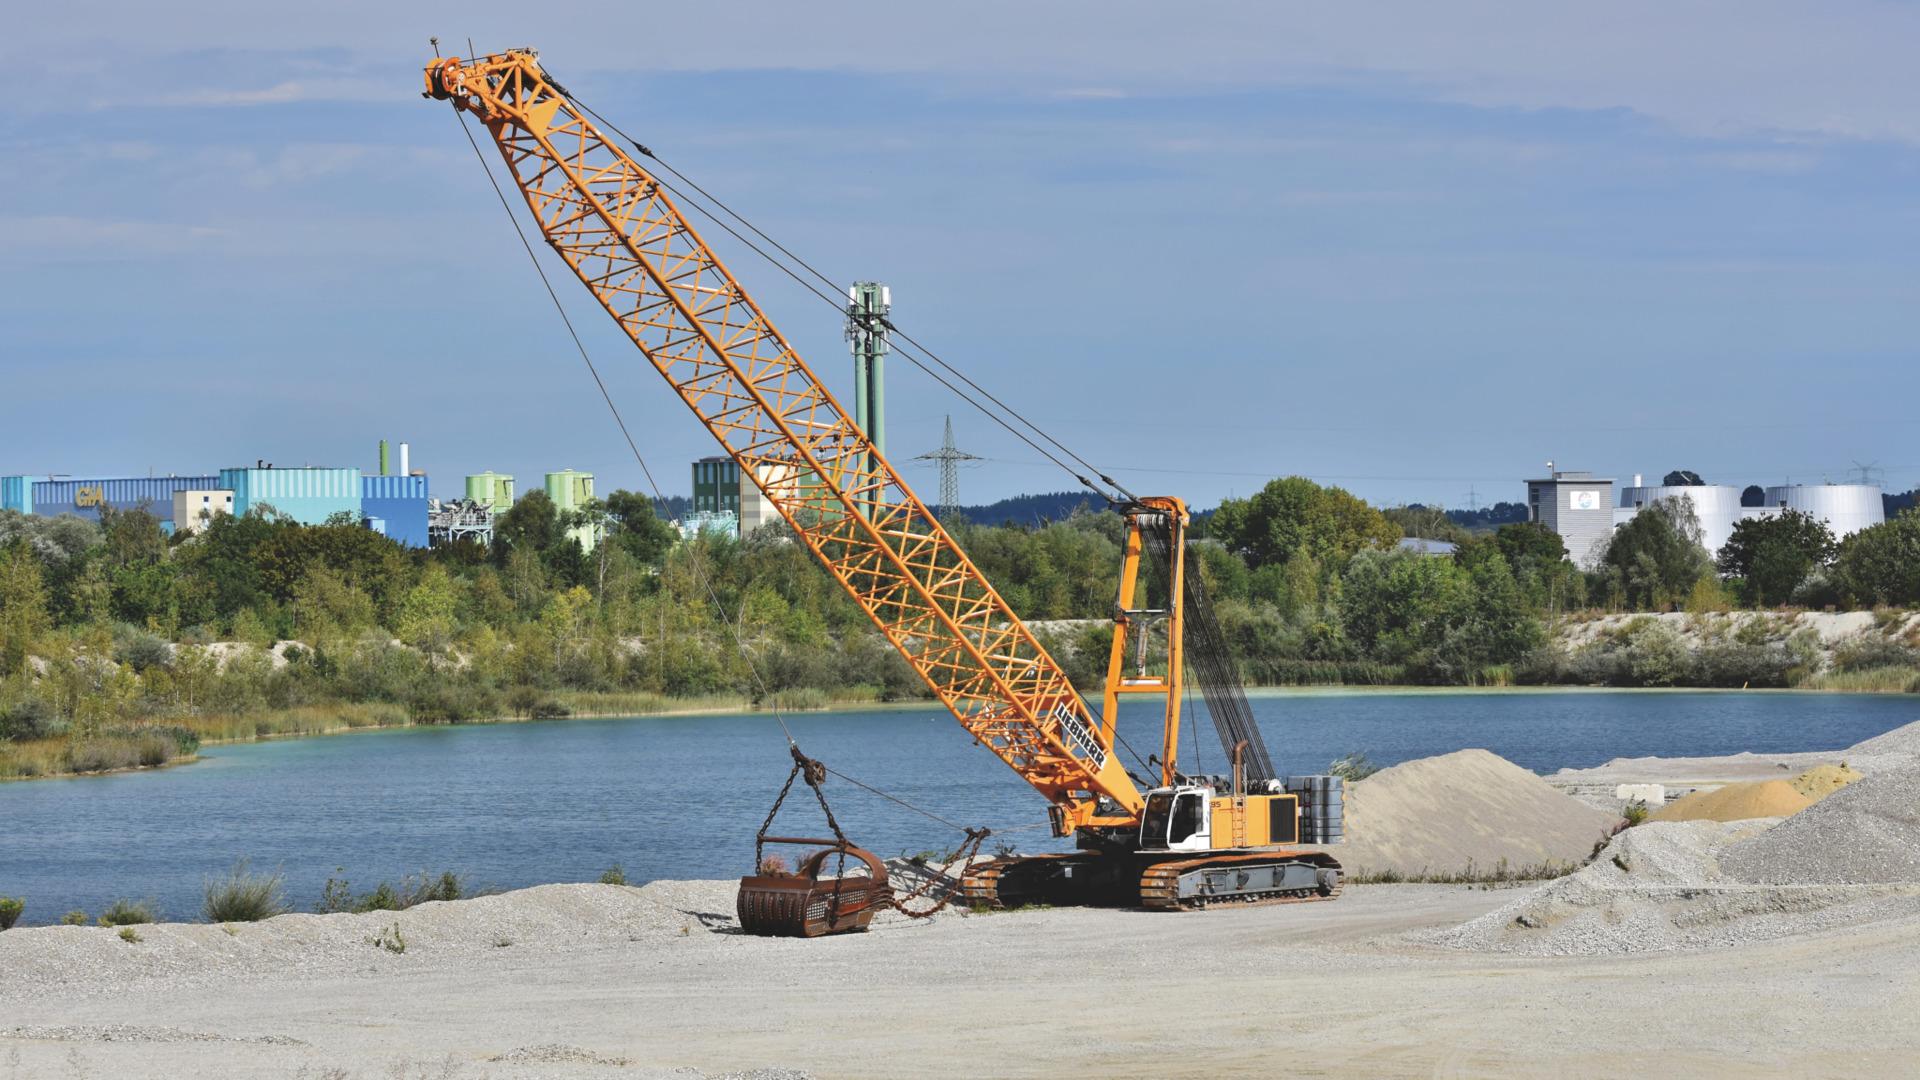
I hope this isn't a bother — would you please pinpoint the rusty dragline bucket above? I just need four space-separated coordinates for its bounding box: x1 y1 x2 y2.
737 838 891 938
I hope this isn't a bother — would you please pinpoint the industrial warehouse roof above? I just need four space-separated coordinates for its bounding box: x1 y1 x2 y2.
1397 537 1458 556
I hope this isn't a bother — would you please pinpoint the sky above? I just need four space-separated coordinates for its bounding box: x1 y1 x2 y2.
7 2 1920 511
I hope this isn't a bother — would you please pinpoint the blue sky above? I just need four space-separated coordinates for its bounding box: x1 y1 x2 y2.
8 2 1920 509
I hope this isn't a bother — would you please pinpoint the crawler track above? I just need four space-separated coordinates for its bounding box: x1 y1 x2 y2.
960 853 1089 909
1138 852 1343 911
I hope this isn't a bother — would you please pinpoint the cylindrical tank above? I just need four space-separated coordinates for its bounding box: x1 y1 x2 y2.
1763 484 1884 540
1617 484 1744 556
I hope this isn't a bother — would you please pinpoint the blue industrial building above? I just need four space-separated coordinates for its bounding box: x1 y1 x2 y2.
219 466 361 526
361 474 430 547
5 451 432 548
0 476 30 515
25 476 220 529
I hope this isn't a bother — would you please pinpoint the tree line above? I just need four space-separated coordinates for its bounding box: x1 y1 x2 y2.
4 475 1920 772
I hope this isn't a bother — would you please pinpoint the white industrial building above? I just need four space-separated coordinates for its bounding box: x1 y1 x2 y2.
1529 467 1884 567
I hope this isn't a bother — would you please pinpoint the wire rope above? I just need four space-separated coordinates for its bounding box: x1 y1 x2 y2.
456 110 993 837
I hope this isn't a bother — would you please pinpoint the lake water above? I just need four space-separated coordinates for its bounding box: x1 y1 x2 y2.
3 689 1914 925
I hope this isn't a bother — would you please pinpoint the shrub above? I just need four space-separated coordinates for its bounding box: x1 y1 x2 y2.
319 870 474 913
61 910 88 926
529 699 572 720
598 865 628 886
1621 800 1649 828
98 898 156 926
202 860 289 923
0 896 22 930
1329 752 1379 782
0 696 58 742
1832 634 1920 674
1622 620 1692 686
118 927 142 944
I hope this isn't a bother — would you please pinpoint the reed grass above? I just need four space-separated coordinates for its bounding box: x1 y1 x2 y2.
202 860 290 923
1794 666 1920 693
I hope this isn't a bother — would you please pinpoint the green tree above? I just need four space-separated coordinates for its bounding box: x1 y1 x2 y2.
1717 509 1835 606
1834 510 1920 606
1211 477 1400 570
97 506 168 569
1381 505 1470 544
602 490 677 565
1600 497 1713 610
0 541 51 676
395 564 460 659
496 491 561 556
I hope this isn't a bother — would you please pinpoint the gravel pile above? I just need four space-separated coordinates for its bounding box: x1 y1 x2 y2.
1427 819 1920 955
1721 761 1920 886
0 879 961 1003
1847 716 1920 758
1312 749 1620 878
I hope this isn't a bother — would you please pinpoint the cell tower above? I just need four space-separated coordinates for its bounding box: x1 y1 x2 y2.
914 415 981 518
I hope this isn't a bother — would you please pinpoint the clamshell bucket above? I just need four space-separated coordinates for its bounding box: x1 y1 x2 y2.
737 837 891 938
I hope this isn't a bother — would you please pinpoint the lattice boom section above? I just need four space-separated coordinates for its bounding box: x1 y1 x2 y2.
440 53 1141 817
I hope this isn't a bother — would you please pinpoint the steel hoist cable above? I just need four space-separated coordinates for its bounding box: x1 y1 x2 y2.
550 80 1134 505
455 109 996 844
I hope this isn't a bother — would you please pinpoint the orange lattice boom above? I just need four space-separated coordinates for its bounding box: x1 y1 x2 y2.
426 50 1143 829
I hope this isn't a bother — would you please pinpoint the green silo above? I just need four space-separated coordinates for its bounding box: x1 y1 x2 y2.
465 472 515 513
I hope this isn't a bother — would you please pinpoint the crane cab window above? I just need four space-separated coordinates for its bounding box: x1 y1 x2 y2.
1140 793 1174 848
1170 792 1205 844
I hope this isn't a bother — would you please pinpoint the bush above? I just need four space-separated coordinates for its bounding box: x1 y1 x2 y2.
1832 634 1920 674
61 910 88 926
598 865 628 886
529 699 572 719
318 869 474 914
98 898 156 926
0 896 22 930
1329 752 1380 782
202 860 289 923
0 696 58 742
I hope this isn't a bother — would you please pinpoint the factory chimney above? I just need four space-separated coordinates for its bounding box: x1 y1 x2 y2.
379 440 390 476
400 442 410 477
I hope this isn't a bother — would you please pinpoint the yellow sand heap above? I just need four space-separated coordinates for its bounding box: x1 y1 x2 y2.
1649 779 1811 823
1788 763 1863 802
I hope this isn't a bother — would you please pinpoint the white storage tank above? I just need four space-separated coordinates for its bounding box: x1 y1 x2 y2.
1763 484 1884 541
1617 483 1745 557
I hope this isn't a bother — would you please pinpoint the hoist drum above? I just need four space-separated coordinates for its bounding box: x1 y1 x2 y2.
736 837 891 938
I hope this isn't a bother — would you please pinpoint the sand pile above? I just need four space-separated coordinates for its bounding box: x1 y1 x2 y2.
1317 749 1619 878
1429 819 1920 955
1648 779 1810 823
1789 763 1863 801
1721 761 1920 886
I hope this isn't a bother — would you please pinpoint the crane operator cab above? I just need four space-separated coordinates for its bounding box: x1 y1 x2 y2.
1138 786 1214 851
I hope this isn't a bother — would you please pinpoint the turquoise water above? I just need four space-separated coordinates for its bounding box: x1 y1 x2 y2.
2 689 1913 925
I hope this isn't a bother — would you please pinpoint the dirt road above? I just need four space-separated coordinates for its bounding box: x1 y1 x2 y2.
4 880 1917 1079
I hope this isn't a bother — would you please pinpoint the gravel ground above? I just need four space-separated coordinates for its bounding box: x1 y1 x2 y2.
4 878 1919 1078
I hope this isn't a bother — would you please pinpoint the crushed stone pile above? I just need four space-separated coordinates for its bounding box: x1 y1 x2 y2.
1649 779 1811 823
1315 749 1620 878
1789 763 1863 801
1427 819 1920 956
1847 717 1920 759
1721 761 1920 886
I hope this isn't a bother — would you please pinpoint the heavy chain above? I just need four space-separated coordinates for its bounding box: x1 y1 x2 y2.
886 827 992 920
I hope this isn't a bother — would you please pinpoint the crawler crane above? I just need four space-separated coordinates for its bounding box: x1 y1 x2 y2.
423 48 1344 914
